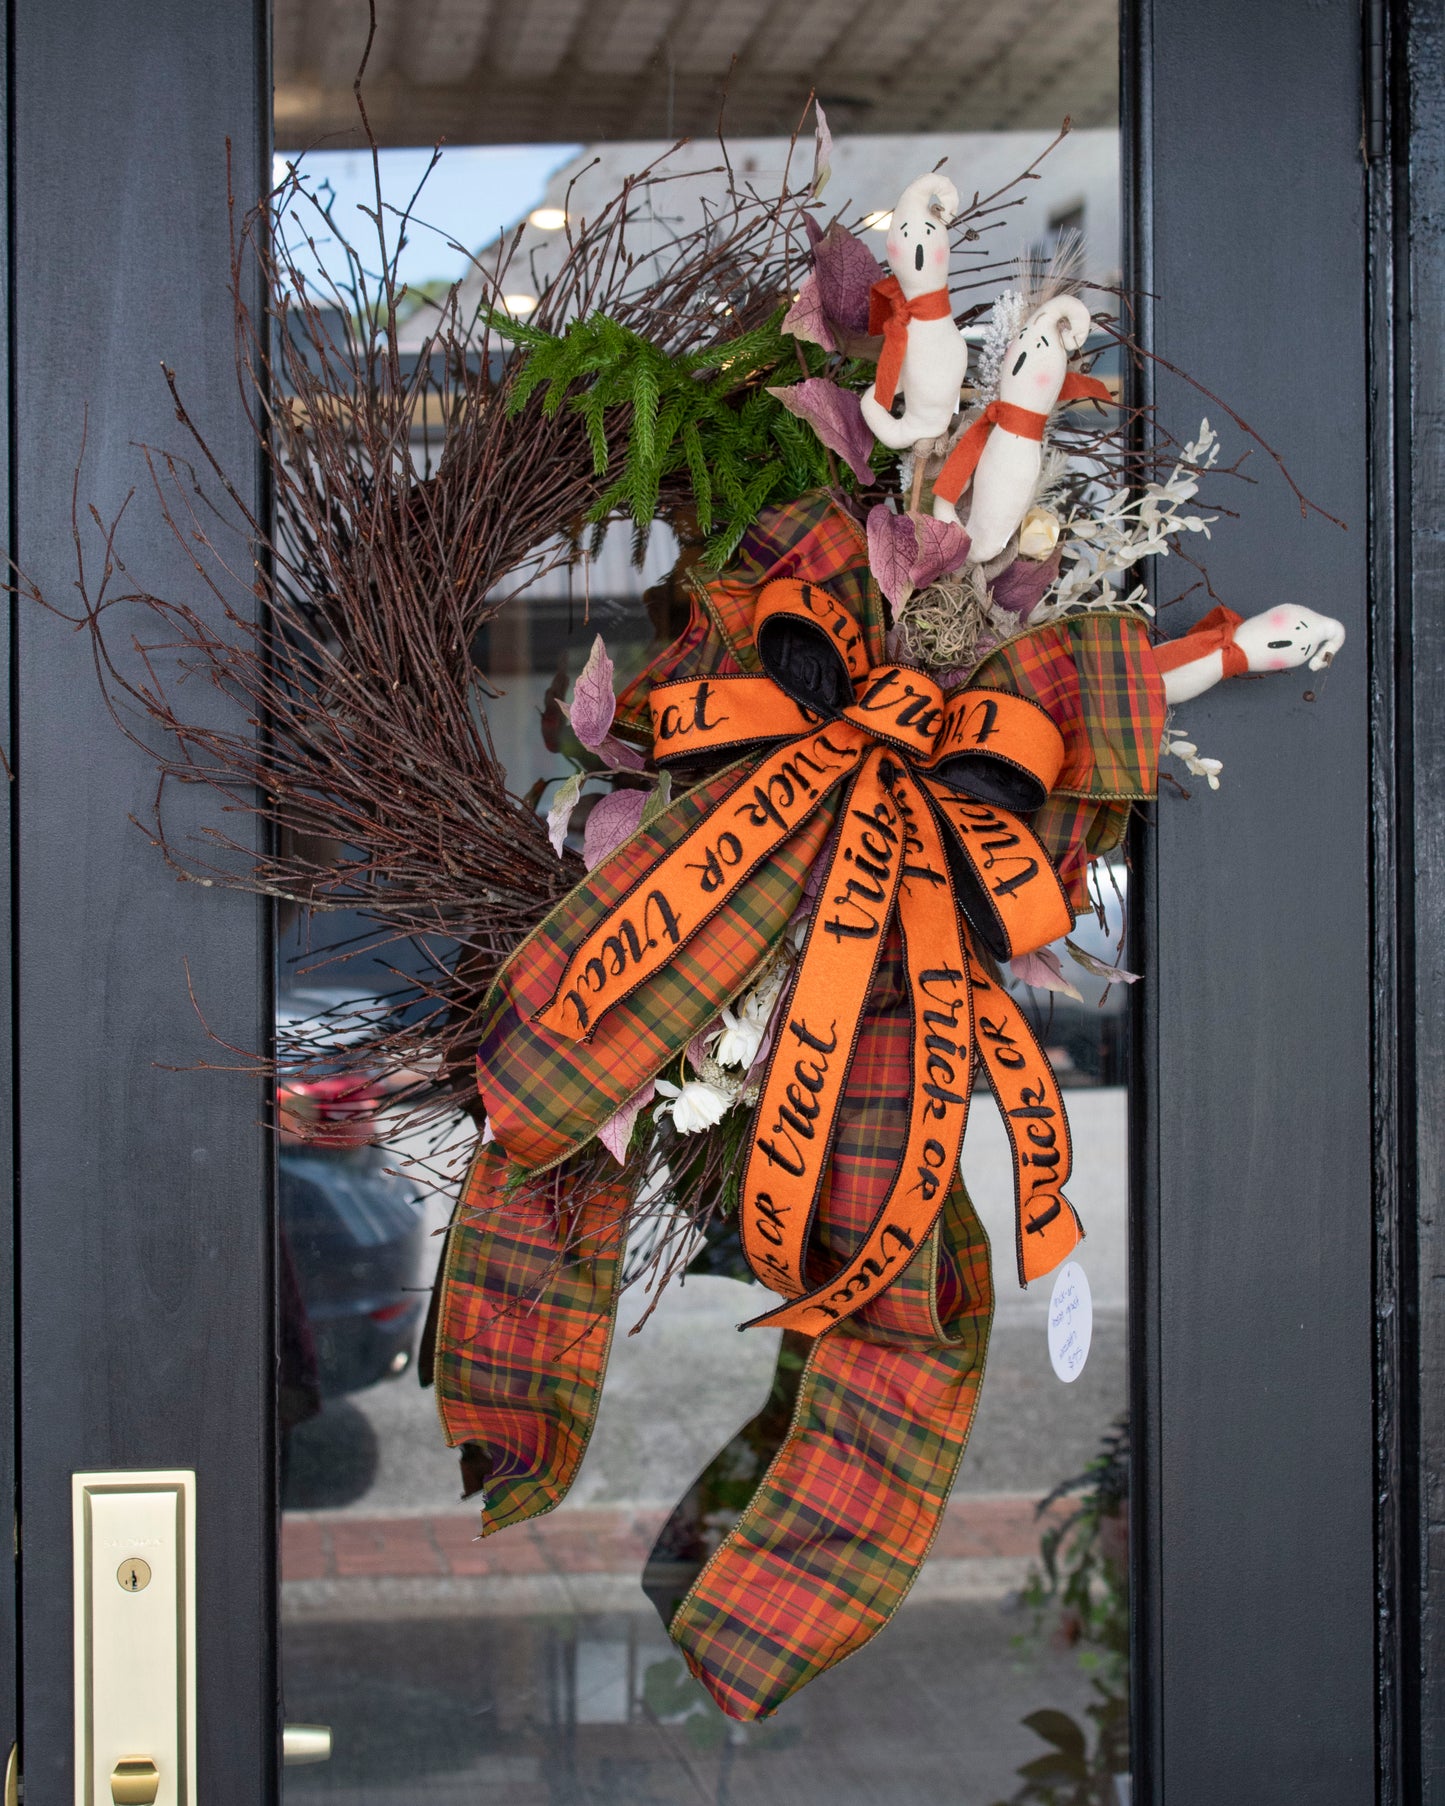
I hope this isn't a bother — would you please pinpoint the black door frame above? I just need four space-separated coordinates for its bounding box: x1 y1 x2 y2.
1371 4 1445 1801
3 1 274 1802
0 1 1436 1801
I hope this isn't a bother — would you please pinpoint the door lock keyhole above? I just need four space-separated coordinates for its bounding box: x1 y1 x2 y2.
116 1558 152 1593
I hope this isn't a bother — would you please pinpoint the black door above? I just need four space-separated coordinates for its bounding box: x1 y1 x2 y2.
0 0 1426 1800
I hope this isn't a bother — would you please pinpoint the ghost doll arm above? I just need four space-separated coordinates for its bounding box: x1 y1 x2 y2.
1156 603 1346 705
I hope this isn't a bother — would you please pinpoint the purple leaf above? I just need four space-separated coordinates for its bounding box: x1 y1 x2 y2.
595 733 648 772
1064 938 1140 986
812 100 833 197
811 221 883 335
1010 947 1084 1001
570 634 616 749
597 1080 656 1164
910 515 972 590
990 547 1062 618
866 504 920 609
546 771 585 857
767 379 874 484
583 787 647 869
804 212 824 250
783 273 837 353
685 1028 712 1073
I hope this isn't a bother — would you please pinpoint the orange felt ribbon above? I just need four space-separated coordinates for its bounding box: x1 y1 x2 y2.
1153 604 1249 679
532 578 1086 1334
933 371 1115 506
868 277 955 411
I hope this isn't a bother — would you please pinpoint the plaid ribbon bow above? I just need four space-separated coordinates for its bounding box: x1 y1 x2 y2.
535 577 1085 1329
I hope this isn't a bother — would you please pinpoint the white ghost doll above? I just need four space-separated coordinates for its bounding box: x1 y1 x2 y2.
858 175 967 451
931 291 1112 560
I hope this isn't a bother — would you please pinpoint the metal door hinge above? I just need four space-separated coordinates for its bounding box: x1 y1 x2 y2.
1366 0 1387 163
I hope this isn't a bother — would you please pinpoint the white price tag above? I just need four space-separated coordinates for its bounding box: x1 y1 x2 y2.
1047 1260 1092 1383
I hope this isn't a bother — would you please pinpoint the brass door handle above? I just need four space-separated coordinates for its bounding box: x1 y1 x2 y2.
110 1756 160 1805
283 1724 332 1766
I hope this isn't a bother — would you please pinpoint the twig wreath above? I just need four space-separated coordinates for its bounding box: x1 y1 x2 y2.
27 81 1346 1719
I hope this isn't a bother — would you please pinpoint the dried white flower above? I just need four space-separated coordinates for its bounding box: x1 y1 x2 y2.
715 1006 765 1069
1018 506 1062 560
654 1077 732 1135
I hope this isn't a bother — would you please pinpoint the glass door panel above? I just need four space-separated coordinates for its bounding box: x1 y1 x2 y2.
272 7 1128 1798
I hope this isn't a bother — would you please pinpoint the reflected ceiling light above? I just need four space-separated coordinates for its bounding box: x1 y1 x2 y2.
529 206 568 231
502 293 538 316
861 210 892 232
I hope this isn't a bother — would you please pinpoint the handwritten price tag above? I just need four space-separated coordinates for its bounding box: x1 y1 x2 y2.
1047 1260 1092 1384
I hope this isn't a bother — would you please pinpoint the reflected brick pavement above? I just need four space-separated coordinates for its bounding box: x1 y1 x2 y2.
281 1492 1063 1583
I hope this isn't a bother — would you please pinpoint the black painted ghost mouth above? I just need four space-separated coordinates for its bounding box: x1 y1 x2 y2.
915 243 925 272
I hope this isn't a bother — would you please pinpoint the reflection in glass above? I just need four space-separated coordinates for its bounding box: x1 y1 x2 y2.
274 7 1129 1798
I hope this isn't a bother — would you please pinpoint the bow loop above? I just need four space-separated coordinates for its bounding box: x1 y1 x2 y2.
927 688 1066 812
754 577 871 712
522 574 1082 1320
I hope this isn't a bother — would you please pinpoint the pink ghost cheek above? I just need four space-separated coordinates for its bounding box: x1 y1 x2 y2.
1269 655 1291 671
887 238 901 264
1268 607 1290 626
1034 370 1052 393
929 243 947 268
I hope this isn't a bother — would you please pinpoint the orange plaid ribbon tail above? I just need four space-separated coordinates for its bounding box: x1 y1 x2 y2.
535 578 1086 1327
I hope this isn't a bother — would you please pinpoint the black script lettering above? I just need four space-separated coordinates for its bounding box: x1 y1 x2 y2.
656 680 729 743
799 583 863 662
855 668 903 712
991 857 1042 899
914 1135 948 1200
777 1094 822 1139
789 1017 838 1055
978 1014 1027 1069
752 1192 790 1246
755 1133 808 1177
784 1082 824 1124
922 1080 969 1115
685 830 744 893
642 890 682 949
1022 1146 1061 1171
1025 1196 1063 1235
850 799 901 847
823 897 887 942
920 965 967 1003
602 920 645 975
949 696 1000 748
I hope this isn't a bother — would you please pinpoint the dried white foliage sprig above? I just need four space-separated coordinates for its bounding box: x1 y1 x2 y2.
1030 419 1222 623
974 289 1028 403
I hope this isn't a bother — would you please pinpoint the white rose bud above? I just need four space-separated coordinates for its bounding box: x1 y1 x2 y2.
1017 507 1062 561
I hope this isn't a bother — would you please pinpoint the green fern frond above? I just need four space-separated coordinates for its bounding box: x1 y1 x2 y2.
497 305 889 560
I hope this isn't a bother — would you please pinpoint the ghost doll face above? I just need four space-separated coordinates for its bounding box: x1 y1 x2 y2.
884 175 958 298
996 296 1093 409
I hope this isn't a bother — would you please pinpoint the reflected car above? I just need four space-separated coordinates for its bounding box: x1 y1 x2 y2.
277 988 428 1398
